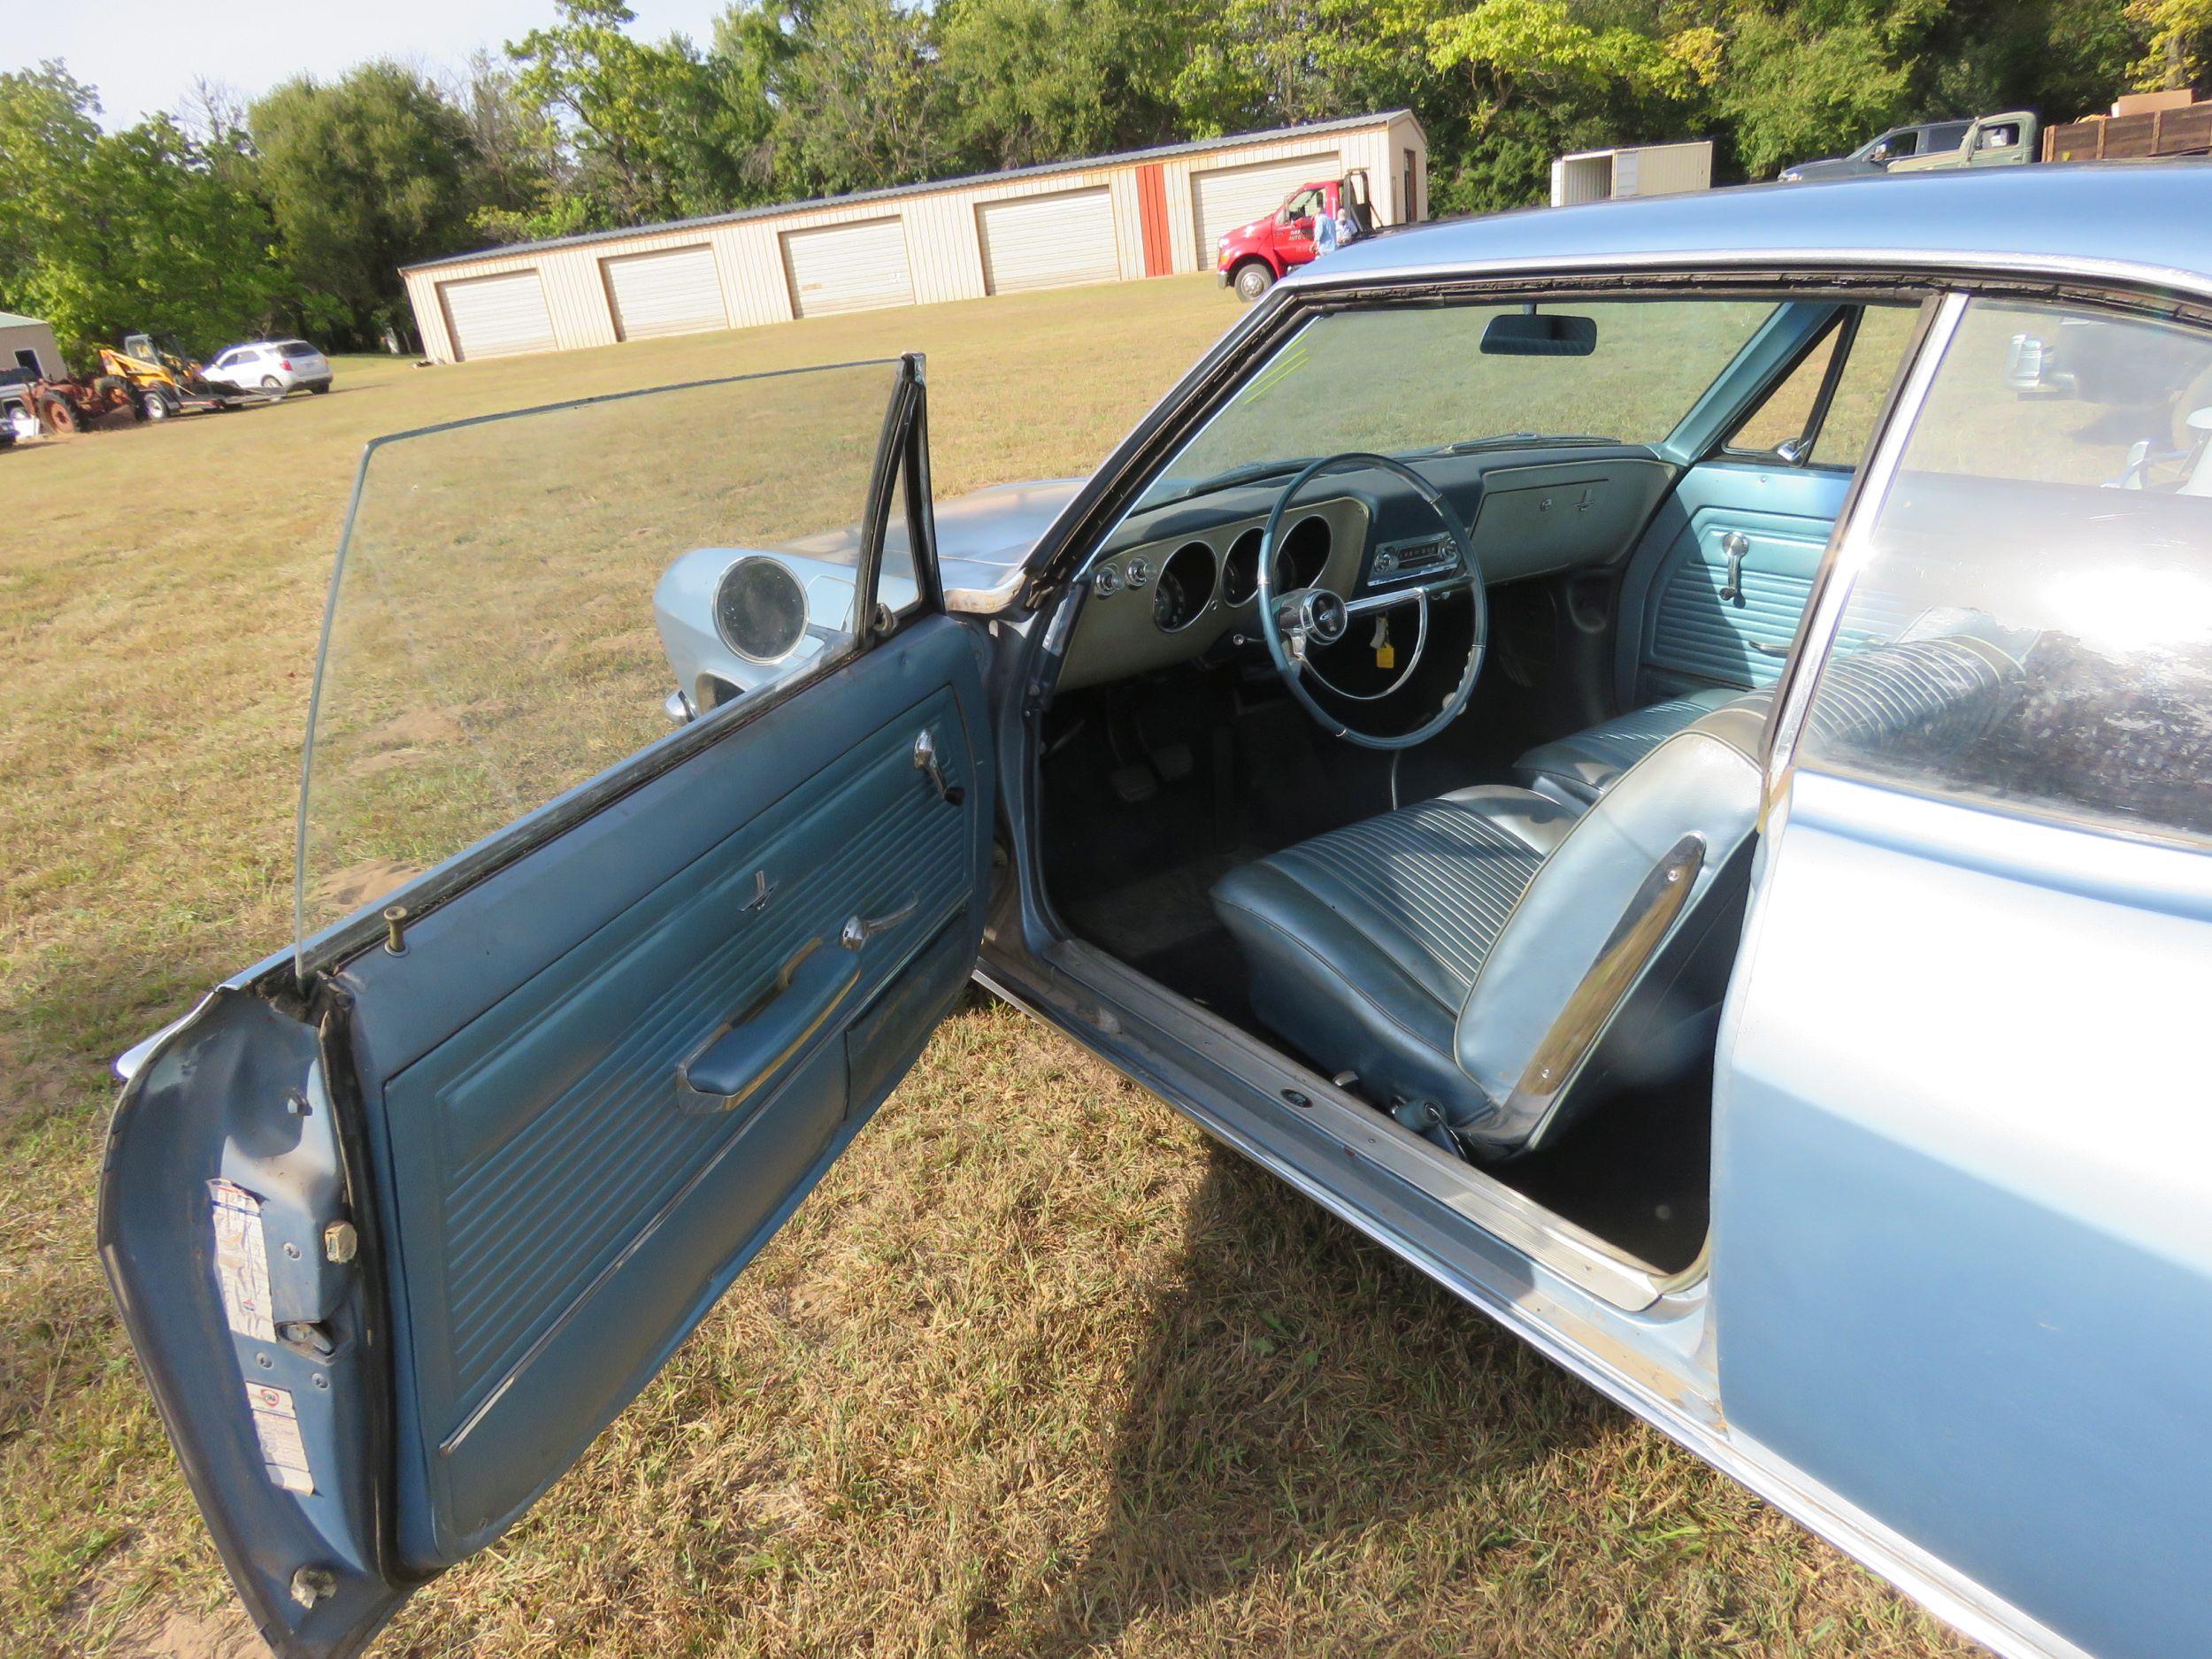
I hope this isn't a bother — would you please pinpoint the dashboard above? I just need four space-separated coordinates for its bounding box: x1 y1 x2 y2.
1056 447 1677 692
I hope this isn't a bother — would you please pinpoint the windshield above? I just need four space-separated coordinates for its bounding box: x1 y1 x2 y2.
1142 298 1779 508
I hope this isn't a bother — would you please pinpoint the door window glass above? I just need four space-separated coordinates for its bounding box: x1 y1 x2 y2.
296 360 912 947
1800 298 2212 841
1809 303 1922 467
1724 304 1921 467
1724 322 1843 457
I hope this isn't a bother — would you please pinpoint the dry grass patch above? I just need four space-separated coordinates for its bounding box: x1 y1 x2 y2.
0 275 1978 1658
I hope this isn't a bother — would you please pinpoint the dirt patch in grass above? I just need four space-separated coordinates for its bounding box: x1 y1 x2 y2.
0 278 1982 1658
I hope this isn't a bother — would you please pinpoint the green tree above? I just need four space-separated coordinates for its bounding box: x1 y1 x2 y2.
0 63 102 311
937 0 1184 167
749 0 950 196
250 62 488 343
0 65 280 361
2127 0 2212 90
507 0 772 226
1165 0 1440 134
1711 5 1909 175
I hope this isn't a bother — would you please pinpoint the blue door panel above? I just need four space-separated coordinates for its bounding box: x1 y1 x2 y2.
335 616 992 1570
1623 462 1852 701
1645 513 1830 689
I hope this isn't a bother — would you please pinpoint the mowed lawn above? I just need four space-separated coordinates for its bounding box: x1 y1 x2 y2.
0 274 1981 1659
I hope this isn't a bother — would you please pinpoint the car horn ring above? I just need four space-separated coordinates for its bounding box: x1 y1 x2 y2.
1255 451 1487 751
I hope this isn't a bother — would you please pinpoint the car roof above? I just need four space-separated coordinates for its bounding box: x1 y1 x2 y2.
1298 164 2212 300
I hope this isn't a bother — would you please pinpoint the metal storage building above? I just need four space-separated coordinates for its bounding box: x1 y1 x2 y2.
402 111 1427 363
1549 141 1714 207
0 311 65 379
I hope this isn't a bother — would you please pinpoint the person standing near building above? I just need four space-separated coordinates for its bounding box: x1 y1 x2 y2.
1312 201 1340 258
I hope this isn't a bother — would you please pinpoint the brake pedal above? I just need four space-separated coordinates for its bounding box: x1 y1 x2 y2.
1110 764 1158 803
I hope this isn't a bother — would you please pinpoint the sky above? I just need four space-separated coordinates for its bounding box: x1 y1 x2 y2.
5 0 733 128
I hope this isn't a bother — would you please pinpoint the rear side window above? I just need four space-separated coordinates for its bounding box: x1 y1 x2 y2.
1799 296 2212 842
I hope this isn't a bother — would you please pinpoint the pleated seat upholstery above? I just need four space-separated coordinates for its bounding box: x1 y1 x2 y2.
1210 786 1578 1113
1210 630 2024 1159
1515 686 1745 805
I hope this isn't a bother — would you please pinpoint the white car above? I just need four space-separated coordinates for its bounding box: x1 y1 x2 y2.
202 339 334 397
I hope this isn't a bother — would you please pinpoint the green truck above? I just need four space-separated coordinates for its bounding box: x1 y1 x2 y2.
1783 98 2212 182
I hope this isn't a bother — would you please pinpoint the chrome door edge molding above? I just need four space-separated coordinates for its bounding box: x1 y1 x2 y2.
1764 292 1967 795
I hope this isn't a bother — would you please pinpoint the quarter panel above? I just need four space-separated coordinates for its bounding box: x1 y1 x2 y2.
1716 773 2212 1659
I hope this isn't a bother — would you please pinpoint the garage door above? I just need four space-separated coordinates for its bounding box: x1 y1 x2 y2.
439 270 557 361
1191 152 1342 256
976 188 1119 295
603 245 726 341
780 219 914 319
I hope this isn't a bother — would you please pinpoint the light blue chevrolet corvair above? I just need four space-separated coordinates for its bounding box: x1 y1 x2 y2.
104 165 2211 1659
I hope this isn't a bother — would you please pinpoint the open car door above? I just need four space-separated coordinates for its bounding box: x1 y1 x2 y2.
98 355 992 1657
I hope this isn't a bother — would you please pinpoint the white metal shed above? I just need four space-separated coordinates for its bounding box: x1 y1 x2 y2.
1550 141 1715 207
0 311 65 379
401 112 1427 364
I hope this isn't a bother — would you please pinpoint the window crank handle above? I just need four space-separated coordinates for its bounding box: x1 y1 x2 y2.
914 729 964 805
1717 530 1749 605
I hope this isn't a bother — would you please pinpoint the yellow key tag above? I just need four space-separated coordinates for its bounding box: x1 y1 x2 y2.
1372 616 1395 671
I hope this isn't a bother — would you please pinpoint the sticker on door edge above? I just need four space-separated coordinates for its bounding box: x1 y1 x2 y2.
245 1382 315 1494
211 1179 277 1343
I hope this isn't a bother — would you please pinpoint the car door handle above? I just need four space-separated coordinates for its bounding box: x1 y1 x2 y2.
1750 639 1791 658
674 937 861 1114
841 896 917 950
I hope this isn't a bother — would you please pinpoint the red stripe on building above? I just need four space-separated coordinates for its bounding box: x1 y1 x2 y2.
1137 164 1171 277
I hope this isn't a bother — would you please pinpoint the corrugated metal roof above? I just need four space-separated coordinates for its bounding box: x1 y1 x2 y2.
402 110 1417 273
0 311 50 328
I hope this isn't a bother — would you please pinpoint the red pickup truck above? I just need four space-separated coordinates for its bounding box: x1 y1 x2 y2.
1217 170 1375 302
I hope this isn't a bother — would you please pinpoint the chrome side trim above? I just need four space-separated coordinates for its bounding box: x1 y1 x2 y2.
1764 292 1965 795
1498 832 1706 1134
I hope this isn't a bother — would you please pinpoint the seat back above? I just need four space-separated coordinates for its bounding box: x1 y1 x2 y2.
1453 702 1765 1155
1453 626 2029 1158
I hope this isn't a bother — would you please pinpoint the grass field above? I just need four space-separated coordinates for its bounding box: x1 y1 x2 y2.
0 274 1983 1659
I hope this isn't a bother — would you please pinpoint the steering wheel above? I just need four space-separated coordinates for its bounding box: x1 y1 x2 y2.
1255 452 1487 751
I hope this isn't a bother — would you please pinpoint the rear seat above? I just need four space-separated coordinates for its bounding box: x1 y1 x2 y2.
1515 687 1751 807
1516 631 2026 810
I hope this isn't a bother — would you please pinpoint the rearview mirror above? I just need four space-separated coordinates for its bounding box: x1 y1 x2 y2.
1480 312 1599 357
